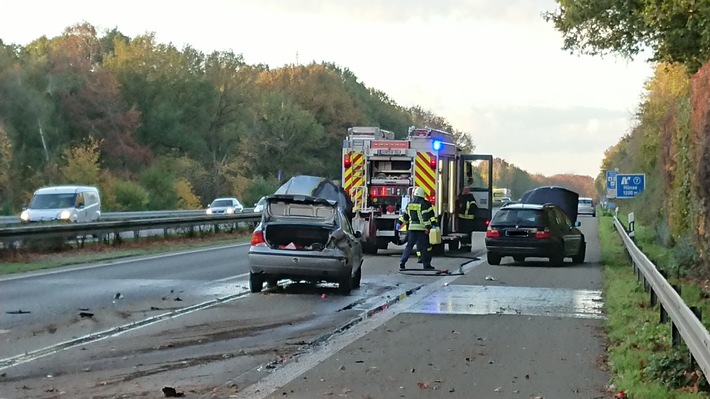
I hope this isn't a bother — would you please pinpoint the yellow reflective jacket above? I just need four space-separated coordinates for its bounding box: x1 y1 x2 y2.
399 197 436 231
456 193 477 220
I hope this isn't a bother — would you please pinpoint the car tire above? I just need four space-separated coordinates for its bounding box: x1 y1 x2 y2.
352 266 362 289
487 252 501 265
573 241 586 264
250 273 264 293
339 272 353 295
513 256 525 263
267 278 279 288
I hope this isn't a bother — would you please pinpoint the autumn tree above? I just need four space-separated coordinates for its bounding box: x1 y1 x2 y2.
58 136 103 185
543 0 710 72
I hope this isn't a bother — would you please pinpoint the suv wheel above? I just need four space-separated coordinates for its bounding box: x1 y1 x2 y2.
487 252 501 265
513 256 525 262
250 273 264 293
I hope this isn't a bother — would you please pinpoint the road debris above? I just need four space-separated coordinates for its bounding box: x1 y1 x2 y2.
114 293 123 299
485 275 497 281
6 310 31 314
79 312 94 319
162 386 185 397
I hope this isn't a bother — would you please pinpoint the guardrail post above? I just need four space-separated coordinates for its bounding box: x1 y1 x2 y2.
690 306 702 370
671 284 682 347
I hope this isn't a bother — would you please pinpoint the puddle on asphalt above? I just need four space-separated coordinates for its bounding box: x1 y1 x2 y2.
408 285 605 319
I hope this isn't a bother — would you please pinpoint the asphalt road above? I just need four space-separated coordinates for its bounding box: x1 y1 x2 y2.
0 215 609 398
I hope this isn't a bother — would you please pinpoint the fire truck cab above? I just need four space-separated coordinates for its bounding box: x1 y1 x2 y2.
342 126 493 255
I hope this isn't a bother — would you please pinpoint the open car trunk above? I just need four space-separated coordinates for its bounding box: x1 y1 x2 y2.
264 224 332 250
520 186 579 223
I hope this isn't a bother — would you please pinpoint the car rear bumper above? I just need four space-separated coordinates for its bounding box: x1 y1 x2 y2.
248 250 351 281
485 239 558 257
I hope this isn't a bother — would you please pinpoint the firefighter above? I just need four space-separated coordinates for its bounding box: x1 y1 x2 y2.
456 186 477 251
399 187 437 270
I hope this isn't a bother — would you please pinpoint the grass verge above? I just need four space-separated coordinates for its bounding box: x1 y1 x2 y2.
600 215 708 398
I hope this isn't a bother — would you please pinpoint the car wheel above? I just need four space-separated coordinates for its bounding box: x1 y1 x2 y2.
449 240 461 252
339 272 353 295
267 278 279 288
250 273 264 293
572 241 586 264
513 256 525 263
352 266 362 289
487 252 501 265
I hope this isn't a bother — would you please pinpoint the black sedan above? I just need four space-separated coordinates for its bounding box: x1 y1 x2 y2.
485 202 586 266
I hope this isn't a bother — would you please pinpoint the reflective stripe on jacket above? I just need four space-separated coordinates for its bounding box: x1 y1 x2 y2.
398 198 435 231
456 193 477 220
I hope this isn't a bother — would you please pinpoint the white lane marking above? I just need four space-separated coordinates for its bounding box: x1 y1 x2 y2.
231 258 485 399
0 242 250 282
0 287 252 371
212 272 250 283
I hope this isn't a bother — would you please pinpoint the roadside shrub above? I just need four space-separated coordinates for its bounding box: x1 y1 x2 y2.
645 350 708 390
109 179 150 211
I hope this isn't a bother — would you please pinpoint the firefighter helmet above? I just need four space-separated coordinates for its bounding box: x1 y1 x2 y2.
413 187 427 199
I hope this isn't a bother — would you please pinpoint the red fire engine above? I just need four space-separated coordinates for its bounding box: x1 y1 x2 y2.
342 126 493 254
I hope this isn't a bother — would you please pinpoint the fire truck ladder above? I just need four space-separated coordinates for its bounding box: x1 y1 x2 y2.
352 185 367 212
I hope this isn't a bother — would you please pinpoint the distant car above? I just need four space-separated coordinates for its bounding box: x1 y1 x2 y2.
21 185 101 223
253 196 267 213
484 186 586 266
206 197 243 215
501 196 512 205
577 197 596 217
248 194 363 295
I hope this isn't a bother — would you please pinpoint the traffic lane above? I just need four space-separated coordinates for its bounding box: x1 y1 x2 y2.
459 215 602 290
0 268 423 397
263 313 608 399
0 243 435 361
0 243 251 330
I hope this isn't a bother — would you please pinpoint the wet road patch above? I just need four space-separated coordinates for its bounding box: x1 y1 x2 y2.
407 285 604 319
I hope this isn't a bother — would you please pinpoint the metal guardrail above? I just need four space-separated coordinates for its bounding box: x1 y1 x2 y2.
0 209 254 226
0 212 261 243
614 216 710 379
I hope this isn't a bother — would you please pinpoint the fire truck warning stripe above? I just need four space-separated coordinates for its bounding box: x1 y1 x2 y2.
344 152 365 198
414 152 436 195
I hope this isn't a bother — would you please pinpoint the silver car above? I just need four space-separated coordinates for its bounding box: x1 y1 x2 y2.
206 197 244 215
253 196 266 213
248 194 363 295
577 197 596 217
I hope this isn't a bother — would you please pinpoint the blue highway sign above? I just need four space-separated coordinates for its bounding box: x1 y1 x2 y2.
616 174 645 199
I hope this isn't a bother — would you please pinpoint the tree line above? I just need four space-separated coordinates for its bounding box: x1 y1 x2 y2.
0 22 591 215
546 0 710 276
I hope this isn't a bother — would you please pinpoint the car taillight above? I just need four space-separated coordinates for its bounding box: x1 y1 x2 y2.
251 231 266 246
486 227 500 238
535 228 552 239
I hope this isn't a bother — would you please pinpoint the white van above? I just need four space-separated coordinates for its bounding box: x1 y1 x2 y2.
20 185 101 223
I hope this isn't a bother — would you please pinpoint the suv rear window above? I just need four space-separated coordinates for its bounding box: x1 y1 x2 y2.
579 199 592 205
493 209 545 226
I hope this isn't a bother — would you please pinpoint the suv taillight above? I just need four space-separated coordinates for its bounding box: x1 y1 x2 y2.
251 231 266 246
486 227 500 238
534 228 552 239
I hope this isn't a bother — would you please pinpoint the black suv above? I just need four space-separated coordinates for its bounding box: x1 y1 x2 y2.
484 202 586 266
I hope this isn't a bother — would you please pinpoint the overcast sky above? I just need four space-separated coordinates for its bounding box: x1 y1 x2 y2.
1 0 654 177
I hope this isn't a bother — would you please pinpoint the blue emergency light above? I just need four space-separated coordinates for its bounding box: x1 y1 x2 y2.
432 140 442 152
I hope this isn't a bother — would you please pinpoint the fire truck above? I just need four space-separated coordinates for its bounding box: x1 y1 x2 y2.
342 126 493 254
